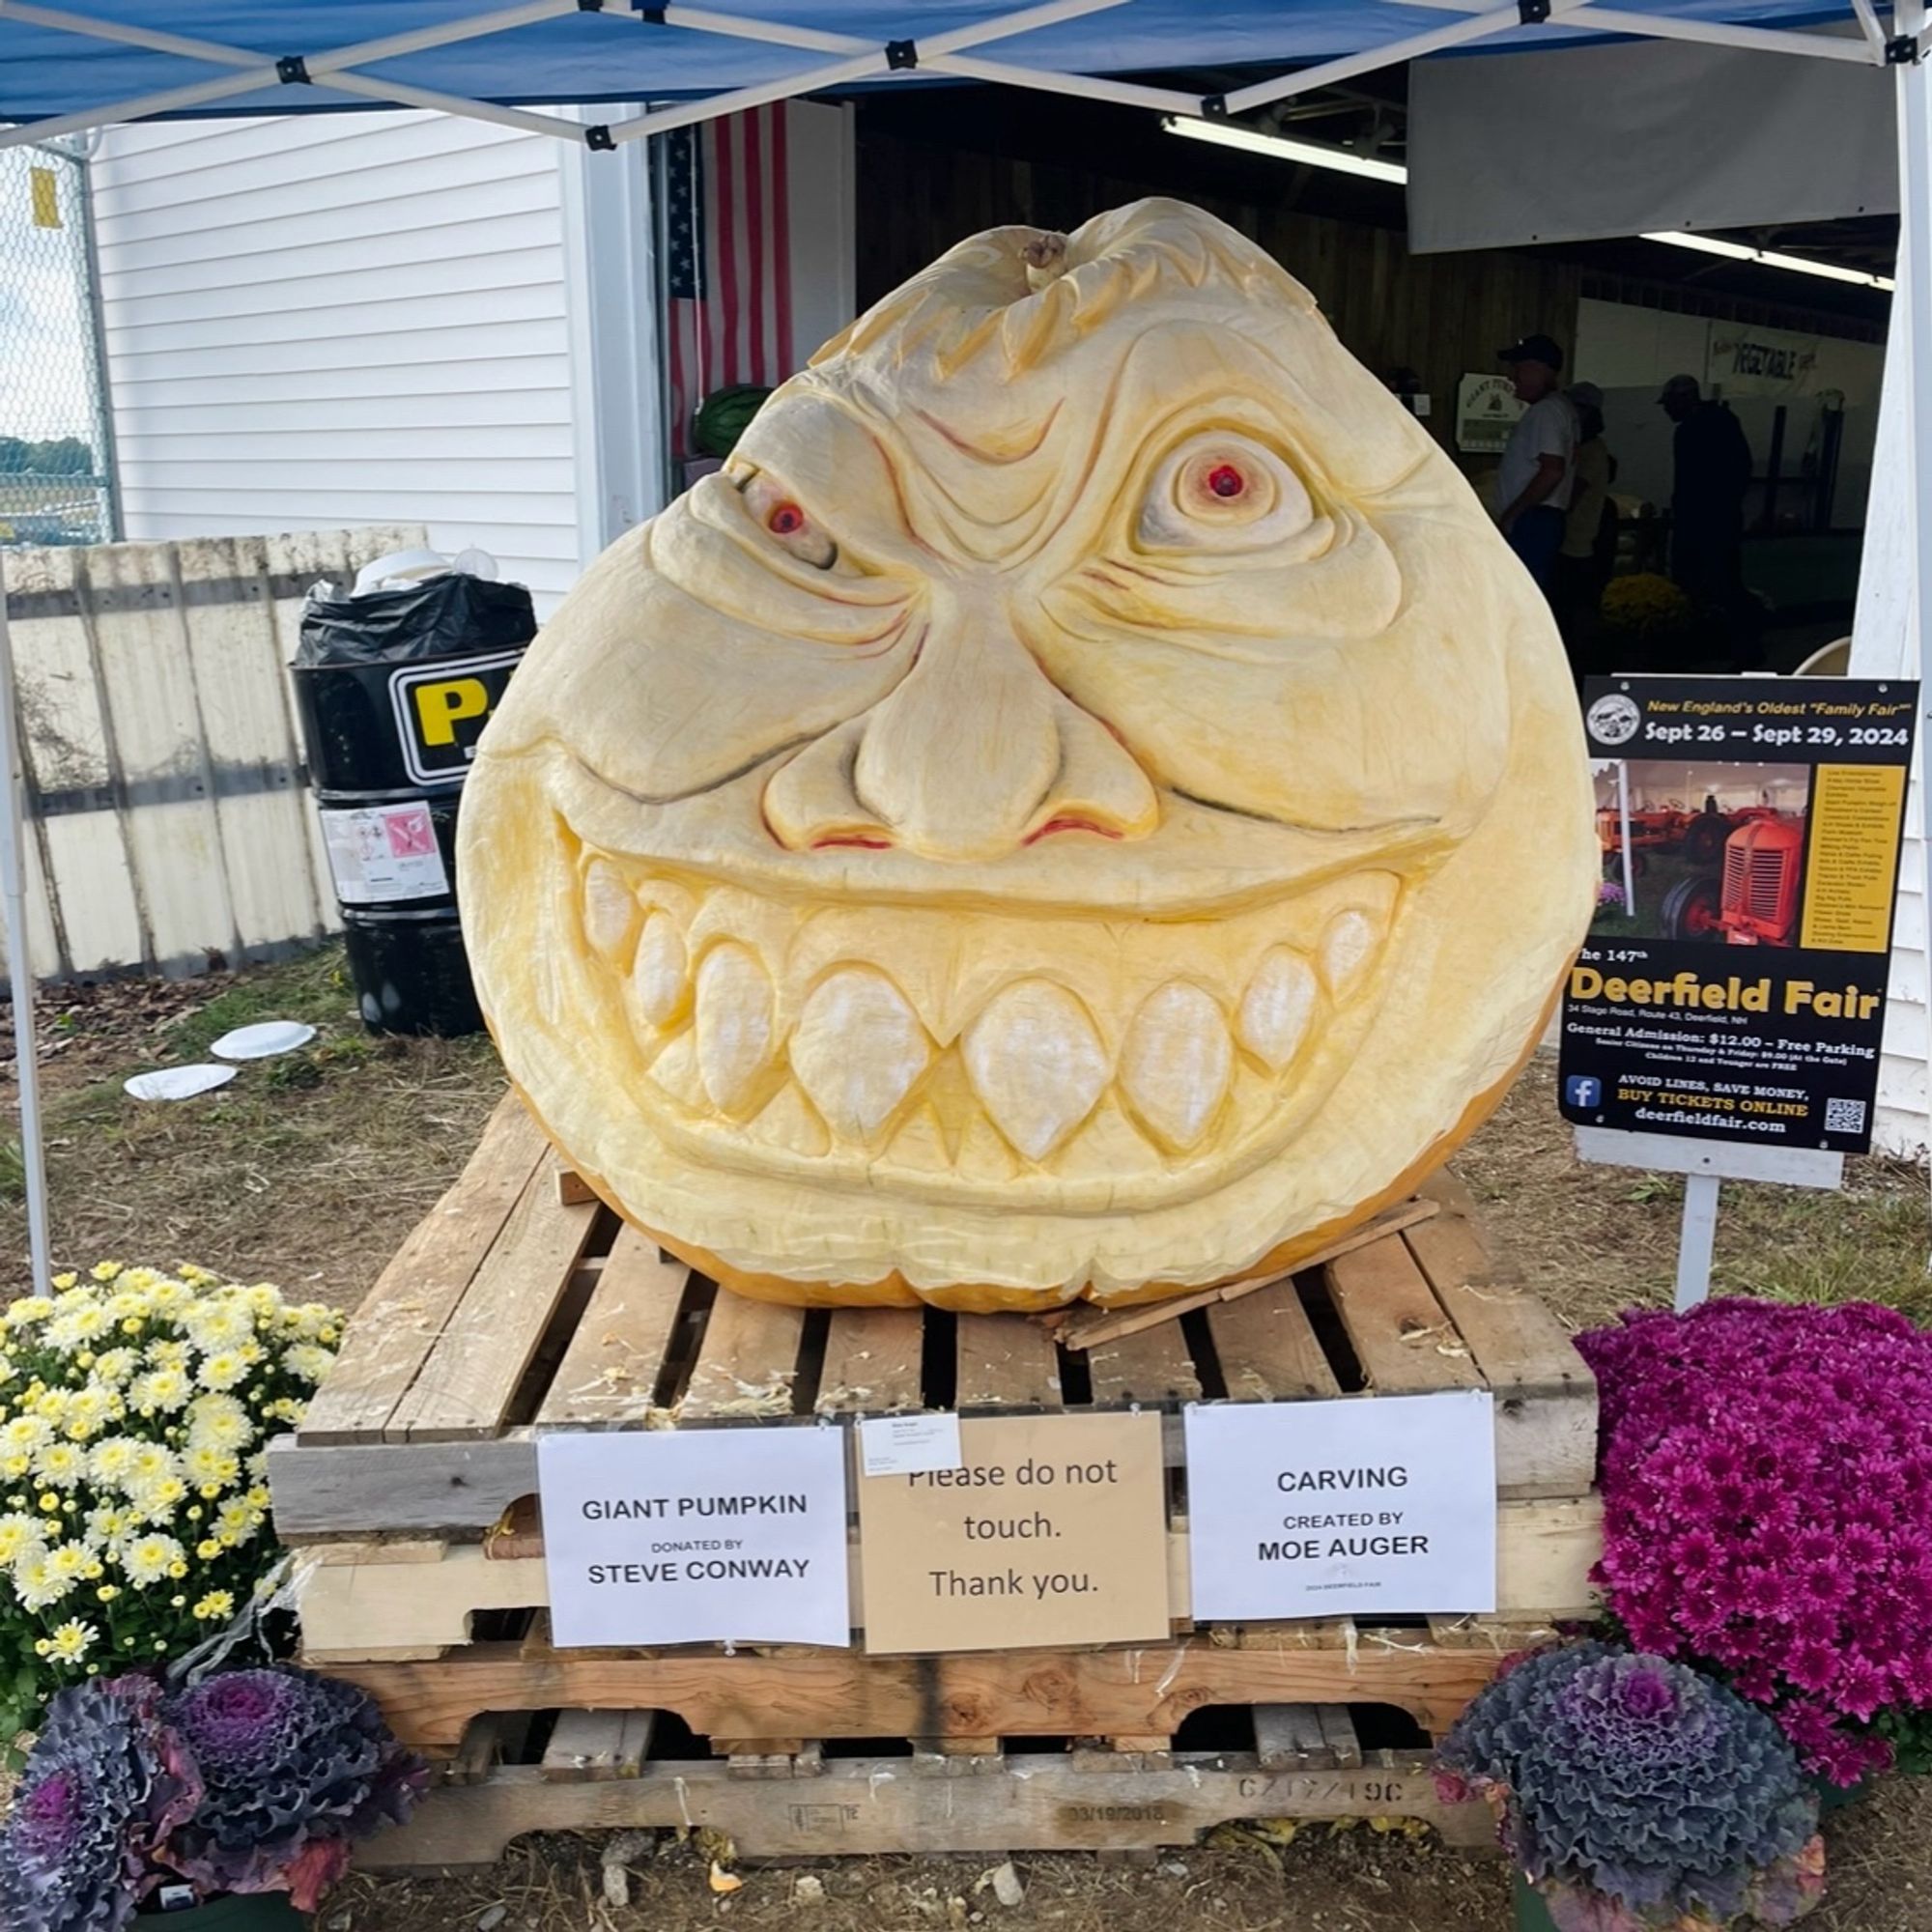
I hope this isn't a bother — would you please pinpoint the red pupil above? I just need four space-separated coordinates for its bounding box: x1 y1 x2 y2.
768 502 806 535
1207 464 1245 498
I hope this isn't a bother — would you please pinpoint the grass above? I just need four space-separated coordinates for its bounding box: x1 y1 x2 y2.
0 945 505 1299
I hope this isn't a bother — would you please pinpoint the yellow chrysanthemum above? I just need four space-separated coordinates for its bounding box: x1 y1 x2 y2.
32 1442 86 1491
129 1475 189 1523
183 1443 240 1488
146 1339 190 1371
196 1353 249 1394
5 1296 54 1327
194 1538 222 1561
90 1263 124 1283
45 1542 94 1583
88 1347 139 1386
191 1589 235 1622
0 1512 41 1564
121 1532 185 1585
1 1415 52 1457
129 1367 192 1414
45 1618 96 1662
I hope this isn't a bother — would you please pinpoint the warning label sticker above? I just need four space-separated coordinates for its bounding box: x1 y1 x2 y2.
320 803 449 905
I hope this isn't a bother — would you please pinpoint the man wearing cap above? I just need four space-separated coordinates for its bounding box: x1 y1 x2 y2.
1494 333 1577 593
1659 373 1753 661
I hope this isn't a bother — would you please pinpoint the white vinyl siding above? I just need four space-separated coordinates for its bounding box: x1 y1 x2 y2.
93 111 583 612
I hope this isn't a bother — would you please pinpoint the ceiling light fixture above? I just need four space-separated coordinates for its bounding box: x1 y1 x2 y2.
1162 115 1895 294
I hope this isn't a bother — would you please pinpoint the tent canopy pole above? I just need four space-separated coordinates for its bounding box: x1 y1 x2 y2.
0 577 51 1293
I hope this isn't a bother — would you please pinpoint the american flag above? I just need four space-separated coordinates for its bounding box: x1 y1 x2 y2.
663 106 795 458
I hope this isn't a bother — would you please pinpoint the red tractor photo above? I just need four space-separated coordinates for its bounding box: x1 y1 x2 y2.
1662 811 1806 946
1599 801 1735 876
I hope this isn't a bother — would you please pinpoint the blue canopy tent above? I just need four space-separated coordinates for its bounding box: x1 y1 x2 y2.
0 0 1928 1290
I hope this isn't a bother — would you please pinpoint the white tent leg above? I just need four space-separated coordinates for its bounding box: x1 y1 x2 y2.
0 577 51 1292
1900 5 1932 1243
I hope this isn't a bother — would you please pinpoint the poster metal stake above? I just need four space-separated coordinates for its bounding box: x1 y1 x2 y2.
1674 1173 1720 1309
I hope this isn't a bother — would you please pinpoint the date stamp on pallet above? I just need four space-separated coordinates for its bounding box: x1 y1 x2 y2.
268 1095 1602 1864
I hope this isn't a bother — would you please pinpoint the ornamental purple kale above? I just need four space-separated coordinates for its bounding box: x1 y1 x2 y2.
161 1666 428 1911
1577 1300 1932 1784
1437 1645 1824 1931
0 1676 202 1932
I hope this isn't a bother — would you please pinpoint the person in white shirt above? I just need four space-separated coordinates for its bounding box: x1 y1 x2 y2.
1493 332 1577 594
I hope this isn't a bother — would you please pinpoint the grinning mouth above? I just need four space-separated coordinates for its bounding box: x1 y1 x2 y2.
568 840 1403 1204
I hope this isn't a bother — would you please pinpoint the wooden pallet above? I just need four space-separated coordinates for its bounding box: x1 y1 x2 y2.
355 1699 1497 1872
271 1094 1599 1805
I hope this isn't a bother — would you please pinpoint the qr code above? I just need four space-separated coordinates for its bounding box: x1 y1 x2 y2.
1824 1098 1866 1137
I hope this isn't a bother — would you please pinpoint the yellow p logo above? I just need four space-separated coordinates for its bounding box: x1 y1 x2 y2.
412 677 491 748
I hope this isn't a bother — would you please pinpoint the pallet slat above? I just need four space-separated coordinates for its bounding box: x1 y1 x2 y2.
536 1231 690 1430
955 1312 1063 1409
385 1159 602 1444
328 1621 1513 1753
539 1708 655 1781
1085 1319 1202 1406
298 1096 548 1445
816 1306 926 1415
293 1497 1602 1658
679 1291 808 1422
359 1746 1493 1870
1324 1237 1481 1397
1202 1279 1339 1401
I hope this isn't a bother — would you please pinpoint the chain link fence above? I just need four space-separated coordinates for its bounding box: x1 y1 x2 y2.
0 140 117 548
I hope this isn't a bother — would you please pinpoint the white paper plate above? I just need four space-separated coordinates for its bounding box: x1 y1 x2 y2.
210 1020 317 1061
124 1064 238 1102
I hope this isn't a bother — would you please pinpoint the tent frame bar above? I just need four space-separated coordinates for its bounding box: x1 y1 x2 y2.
0 0 1891 157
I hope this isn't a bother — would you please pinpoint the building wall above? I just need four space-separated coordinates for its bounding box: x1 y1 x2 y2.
92 111 584 613
853 127 1582 483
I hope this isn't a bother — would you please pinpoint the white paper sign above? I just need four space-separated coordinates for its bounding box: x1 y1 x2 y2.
859 1411 962 1477
1183 1391 1497 1619
538 1426 851 1648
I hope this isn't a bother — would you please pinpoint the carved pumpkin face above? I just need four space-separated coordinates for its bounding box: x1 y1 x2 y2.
459 199 1595 1312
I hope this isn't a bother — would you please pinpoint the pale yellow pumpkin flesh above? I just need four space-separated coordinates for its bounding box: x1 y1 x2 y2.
458 198 1596 1312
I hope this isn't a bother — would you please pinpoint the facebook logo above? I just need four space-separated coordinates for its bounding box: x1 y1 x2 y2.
1565 1075 1603 1110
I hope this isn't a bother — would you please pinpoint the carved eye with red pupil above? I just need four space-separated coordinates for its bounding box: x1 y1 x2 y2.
767 503 807 536
1207 464 1246 498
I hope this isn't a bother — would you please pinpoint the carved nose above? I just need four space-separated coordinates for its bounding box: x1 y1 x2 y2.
763 590 1157 863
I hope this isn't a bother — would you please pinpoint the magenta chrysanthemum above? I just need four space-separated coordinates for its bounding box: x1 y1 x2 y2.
1579 1299 1932 1783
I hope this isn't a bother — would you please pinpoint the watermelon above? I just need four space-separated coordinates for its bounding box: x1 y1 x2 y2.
693 384 773 458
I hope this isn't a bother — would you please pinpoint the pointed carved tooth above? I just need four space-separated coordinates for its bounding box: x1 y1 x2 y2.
883 1106 952 1177
645 1029 708 1109
694 943 775 1112
1056 1098 1164 1182
1238 947 1320 1073
747 1083 831 1159
632 910 690 1028
961 979 1108 1162
1319 909 1381 997
1119 981 1232 1151
955 1111 1023 1184
582 859 639 960
789 967 931 1141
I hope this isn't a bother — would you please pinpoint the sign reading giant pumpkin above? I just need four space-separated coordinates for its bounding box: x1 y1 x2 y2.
458 199 1596 1313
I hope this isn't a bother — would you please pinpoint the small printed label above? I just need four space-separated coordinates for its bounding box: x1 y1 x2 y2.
860 1411 963 1477
320 802 449 905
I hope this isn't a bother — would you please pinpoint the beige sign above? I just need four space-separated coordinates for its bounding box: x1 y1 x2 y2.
858 1411 1169 1654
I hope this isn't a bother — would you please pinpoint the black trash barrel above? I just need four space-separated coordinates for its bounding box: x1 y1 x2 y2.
290 571 536 1037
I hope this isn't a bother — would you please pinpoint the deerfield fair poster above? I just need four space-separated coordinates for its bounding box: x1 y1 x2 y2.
1558 675 1918 1155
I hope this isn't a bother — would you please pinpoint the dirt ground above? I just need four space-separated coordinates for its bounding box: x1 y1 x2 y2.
6 944 1932 1930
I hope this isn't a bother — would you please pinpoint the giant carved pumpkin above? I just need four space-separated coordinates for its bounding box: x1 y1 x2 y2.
458 199 1596 1313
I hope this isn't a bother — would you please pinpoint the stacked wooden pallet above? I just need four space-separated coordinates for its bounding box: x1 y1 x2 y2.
268 1096 1602 1867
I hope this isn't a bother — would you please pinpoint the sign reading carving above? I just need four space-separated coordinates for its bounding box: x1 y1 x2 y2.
1184 1392 1497 1618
